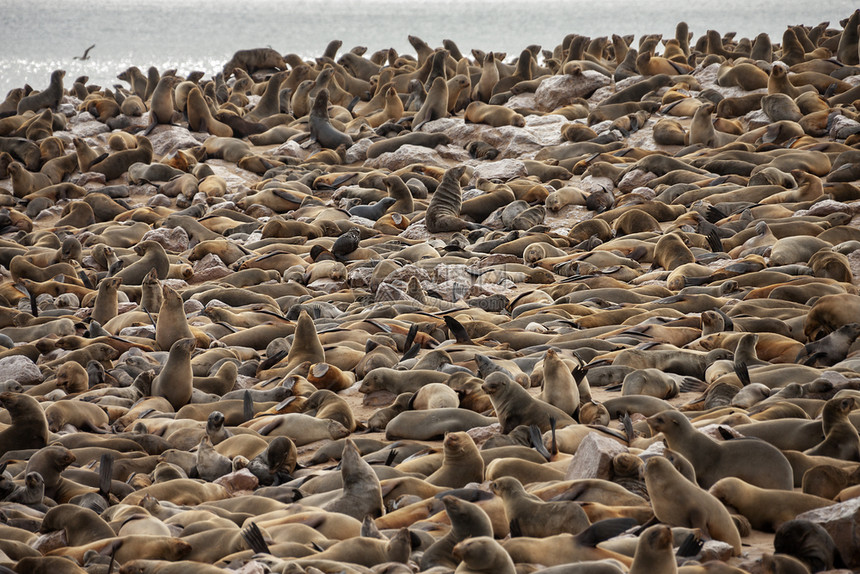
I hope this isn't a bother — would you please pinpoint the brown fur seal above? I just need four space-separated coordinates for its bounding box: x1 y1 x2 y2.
647 409 793 490
630 524 677 574
284 309 325 371
708 477 834 532
425 165 477 233
420 495 494 570
309 89 353 149
115 240 170 285
0 392 49 456
17 70 65 114
804 397 860 461
644 455 741 555
490 476 590 537
155 285 194 351
426 431 484 488
453 536 516 574
151 338 195 410
483 371 575 433
321 438 384 520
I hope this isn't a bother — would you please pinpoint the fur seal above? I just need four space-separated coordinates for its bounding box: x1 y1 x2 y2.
647 409 794 489
309 89 353 149
425 165 478 233
426 431 484 488
321 438 384 520
483 371 575 433
708 476 834 532
151 338 195 410
644 455 742 555
490 476 590 537
0 392 49 456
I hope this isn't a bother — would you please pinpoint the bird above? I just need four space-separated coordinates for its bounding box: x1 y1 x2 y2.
74 44 96 60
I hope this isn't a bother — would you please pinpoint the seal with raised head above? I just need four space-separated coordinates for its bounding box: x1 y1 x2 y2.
647 409 794 490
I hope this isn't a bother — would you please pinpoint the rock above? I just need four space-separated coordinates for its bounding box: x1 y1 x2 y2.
794 199 857 217
617 169 656 193
697 540 736 563
265 140 308 161
830 115 860 140
797 497 860 568
191 253 232 283
148 194 173 208
69 172 106 187
183 299 204 315
365 144 449 170
66 112 110 137
534 72 610 111
344 138 373 163
565 431 627 480
419 118 554 159
579 175 615 193
466 423 502 446
142 226 189 253
745 109 773 130
0 356 42 385
213 468 259 494
119 326 156 339
146 124 202 156
471 159 527 182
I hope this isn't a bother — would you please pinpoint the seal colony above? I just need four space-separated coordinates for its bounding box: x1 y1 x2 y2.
1 12 860 574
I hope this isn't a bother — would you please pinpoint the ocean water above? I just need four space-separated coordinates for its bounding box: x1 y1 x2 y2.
0 0 857 96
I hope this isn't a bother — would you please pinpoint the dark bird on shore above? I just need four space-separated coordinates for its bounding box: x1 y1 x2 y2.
74 44 96 60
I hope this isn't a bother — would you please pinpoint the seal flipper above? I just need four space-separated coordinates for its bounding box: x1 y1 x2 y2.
444 316 475 345
676 532 705 557
529 423 552 461
734 361 750 387
99 453 113 501
243 390 254 423
241 522 271 555
575 517 637 546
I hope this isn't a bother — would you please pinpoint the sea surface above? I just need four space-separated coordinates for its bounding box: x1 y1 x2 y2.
0 0 857 96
